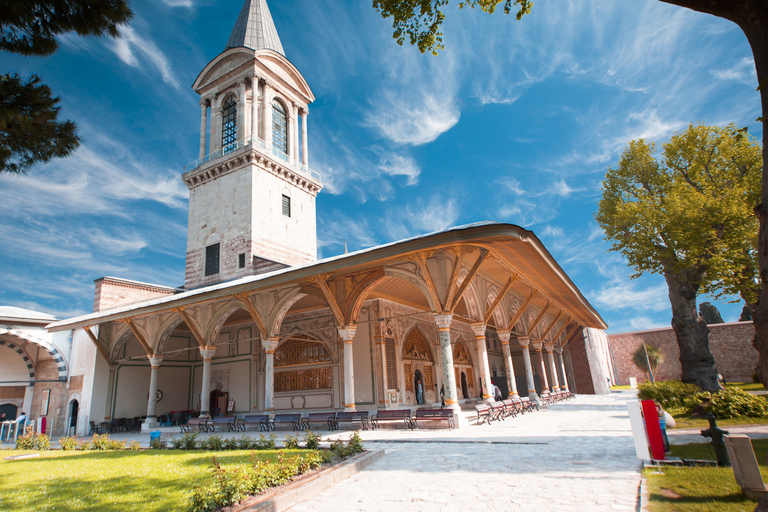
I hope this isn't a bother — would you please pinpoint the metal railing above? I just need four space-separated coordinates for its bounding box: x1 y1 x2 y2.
184 137 321 182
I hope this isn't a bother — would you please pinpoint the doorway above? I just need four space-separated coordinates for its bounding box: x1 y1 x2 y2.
210 390 228 417
0 404 17 422
414 370 423 404
69 400 79 435
460 372 469 400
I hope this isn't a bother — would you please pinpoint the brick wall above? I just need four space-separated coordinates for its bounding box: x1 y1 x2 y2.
93 278 177 312
609 321 757 385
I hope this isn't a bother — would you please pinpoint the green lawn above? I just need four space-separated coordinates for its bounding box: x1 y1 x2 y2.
0 449 303 511
646 439 768 512
724 382 766 392
670 415 768 430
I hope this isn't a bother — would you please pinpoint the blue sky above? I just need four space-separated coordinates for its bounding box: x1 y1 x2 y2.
0 0 761 332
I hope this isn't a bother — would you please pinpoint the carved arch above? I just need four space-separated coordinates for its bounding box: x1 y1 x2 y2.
381 267 438 312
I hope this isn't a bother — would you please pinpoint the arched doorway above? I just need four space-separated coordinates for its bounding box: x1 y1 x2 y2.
210 390 227 417
414 369 424 404
402 327 435 405
453 341 476 400
69 400 79 435
0 404 18 422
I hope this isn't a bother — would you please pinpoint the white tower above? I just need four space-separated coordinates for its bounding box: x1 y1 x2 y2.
182 0 322 289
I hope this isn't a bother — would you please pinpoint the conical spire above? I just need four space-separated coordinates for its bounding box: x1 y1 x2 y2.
226 0 284 55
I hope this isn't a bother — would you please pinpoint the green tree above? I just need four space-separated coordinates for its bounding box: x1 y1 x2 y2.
0 0 132 174
371 0 768 387
632 343 663 382
595 123 761 392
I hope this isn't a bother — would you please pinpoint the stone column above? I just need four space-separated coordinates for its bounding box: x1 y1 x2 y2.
532 340 550 394
262 337 279 411
291 104 299 162
470 322 493 401
105 363 118 420
301 108 309 166
209 95 217 154
212 108 222 154
518 336 538 402
262 81 272 146
199 100 207 159
545 344 560 392
338 325 357 411
434 314 460 412
556 347 570 392
497 330 519 398
199 346 217 418
376 333 388 406
142 355 164 430
251 75 259 144
237 79 246 145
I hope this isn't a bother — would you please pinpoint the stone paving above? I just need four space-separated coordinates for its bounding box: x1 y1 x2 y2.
293 391 641 512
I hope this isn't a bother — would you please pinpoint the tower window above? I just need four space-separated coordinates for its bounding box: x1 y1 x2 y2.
222 95 237 154
272 101 288 155
205 243 220 276
238 253 245 268
282 195 291 217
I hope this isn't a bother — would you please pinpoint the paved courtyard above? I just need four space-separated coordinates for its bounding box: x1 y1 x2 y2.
294 391 641 512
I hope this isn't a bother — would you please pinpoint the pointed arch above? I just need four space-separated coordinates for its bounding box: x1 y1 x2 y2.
401 325 434 362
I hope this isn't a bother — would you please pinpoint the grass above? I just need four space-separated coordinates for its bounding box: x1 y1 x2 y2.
611 384 633 390
0 448 306 511
724 382 766 392
646 439 768 512
670 415 768 430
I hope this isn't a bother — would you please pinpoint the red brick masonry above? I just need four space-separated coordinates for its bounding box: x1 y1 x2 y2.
609 321 757 385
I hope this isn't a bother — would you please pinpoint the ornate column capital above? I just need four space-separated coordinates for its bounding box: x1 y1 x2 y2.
531 340 543 351
433 313 453 330
555 346 563 354
261 337 279 354
517 336 530 348
148 355 164 368
338 325 357 342
300 107 309 116
544 343 555 353
200 346 217 360
497 329 511 343
469 322 486 338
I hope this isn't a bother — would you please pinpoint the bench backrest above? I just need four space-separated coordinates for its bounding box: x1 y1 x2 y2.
376 409 410 418
243 415 268 422
415 409 452 417
307 412 336 419
273 414 300 421
475 403 491 412
212 416 235 423
336 411 367 420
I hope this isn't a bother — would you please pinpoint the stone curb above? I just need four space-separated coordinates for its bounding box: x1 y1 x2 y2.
228 449 385 512
636 473 649 512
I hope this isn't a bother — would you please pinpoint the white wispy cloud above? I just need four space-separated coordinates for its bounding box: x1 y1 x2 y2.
713 57 756 84
383 195 460 241
160 0 194 7
593 281 669 312
108 24 179 88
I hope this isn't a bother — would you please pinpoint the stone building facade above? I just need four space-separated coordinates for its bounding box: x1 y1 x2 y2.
45 0 610 436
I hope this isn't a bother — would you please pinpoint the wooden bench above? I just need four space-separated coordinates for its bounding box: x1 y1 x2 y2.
489 401 509 420
268 413 303 431
540 392 551 405
502 399 521 417
474 403 494 425
371 409 413 430
180 417 210 433
521 397 539 412
236 414 271 432
302 412 337 431
333 411 370 430
412 409 455 430
210 416 238 432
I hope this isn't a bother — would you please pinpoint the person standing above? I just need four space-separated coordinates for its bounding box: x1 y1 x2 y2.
416 380 423 404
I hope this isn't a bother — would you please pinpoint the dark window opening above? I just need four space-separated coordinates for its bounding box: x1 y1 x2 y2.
282 195 291 217
222 95 237 154
205 243 220 276
238 253 245 268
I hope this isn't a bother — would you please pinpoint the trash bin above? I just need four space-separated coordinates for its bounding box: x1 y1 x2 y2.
149 431 161 443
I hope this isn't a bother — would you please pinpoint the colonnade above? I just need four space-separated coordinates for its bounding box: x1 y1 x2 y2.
133 317 572 431
197 75 309 166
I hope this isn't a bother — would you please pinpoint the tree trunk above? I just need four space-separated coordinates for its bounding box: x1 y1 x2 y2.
664 271 720 391
664 0 768 389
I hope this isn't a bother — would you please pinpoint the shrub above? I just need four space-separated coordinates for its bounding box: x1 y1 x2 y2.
283 434 299 449
201 435 224 451
703 387 768 419
172 432 198 450
15 427 50 450
254 434 276 450
637 380 701 409
58 436 79 451
149 437 166 450
189 451 326 512
303 430 321 450
86 434 126 450
223 437 239 450
236 436 254 450
128 440 141 450
347 431 364 454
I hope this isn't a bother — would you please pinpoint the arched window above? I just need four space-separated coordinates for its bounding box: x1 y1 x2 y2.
221 95 237 154
274 335 332 392
272 100 288 155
